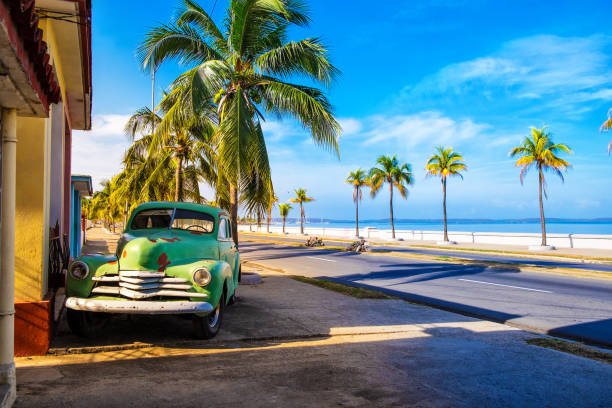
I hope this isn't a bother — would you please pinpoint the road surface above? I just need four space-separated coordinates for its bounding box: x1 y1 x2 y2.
240 233 612 273
240 238 612 347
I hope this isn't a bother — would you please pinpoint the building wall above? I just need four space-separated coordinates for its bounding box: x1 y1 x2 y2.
15 116 48 302
48 102 65 235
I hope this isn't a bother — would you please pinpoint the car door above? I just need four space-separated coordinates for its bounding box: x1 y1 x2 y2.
225 218 238 283
217 217 236 278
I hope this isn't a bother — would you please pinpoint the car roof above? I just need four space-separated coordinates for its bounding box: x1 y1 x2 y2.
132 201 227 217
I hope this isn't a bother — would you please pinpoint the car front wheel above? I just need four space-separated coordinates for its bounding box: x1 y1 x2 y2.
193 292 224 339
66 309 109 337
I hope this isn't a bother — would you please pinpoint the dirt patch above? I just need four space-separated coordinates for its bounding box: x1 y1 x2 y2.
290 275 398 299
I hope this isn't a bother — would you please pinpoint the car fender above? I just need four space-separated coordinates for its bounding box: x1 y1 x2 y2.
66 254 119 298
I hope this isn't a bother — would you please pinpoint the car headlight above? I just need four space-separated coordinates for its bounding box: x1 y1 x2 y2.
69 261 89 280
193 267 211 286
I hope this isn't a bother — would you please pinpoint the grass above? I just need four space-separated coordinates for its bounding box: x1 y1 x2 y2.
291 276 398 300
526 338 611 364
410 244 612 262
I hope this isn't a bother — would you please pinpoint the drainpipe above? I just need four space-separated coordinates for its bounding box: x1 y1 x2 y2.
0 108 17 406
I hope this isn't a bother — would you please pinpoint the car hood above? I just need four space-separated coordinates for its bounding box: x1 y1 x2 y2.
116 229 218 272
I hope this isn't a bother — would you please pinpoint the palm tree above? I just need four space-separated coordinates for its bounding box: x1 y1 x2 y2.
289 188 315 234
266 185 278 233
278 203 292 234
369 156 413 239
425 147 467 243
510 127 572 247
346 169 369 237
138 0 341 244
91 179 122 233
124 104 214 202
599 108 612 154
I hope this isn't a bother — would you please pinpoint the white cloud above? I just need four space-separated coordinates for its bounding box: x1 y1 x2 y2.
260 120 299 142
72 114 132 191
338 117 362 136
406 35 612 112
358 111 491 149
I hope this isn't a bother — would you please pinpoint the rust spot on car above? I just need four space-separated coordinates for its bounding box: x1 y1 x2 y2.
148 239 157 243
189 231 203 235
161 237 181 243
108 260 117 265
157 253 171 272
122 250 127 258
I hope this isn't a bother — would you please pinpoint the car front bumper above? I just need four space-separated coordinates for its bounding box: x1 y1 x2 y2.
65 297 213 315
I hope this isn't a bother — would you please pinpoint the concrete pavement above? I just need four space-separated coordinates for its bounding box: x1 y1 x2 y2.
16 269 612 407
240 239 612 347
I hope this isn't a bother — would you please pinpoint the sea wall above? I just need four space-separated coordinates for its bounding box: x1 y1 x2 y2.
238 225 612 250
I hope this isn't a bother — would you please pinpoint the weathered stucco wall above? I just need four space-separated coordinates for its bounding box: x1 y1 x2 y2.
15 116 47 301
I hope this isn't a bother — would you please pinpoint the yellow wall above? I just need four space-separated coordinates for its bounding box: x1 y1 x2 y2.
15 117 48 301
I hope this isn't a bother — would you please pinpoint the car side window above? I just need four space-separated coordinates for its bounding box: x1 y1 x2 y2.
218 218 228 240
226 219 232 239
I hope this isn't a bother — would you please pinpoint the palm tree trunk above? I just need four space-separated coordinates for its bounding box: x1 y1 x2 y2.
389 183 395 239
123 201 128 230
538 166 547 246
267 207 271 233
442 178 448 242
355 188 359 238
229 184 239 246
300 203 304 234
282 217 286 234
174 155 184 201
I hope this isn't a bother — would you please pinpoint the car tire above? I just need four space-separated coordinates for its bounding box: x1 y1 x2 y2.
66 309 109 338
193 291 224 339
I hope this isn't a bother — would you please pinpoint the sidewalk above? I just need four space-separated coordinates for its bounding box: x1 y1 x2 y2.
16 266 612 407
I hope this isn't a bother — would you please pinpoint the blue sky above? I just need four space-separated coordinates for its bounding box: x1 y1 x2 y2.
73 0 612 220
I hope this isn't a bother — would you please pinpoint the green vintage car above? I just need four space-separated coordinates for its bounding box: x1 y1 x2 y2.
65 202 240 339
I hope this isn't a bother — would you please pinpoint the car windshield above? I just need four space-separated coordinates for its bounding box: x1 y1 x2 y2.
131 208 215 233
131 209 173 230
171 209 215 233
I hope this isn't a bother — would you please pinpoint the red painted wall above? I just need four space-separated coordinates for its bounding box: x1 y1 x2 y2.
14 299 52 356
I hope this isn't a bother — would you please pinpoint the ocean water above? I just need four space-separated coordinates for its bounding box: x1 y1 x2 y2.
274 221 612 235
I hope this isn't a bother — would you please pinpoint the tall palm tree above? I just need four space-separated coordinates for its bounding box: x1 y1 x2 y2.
599 108 612 154
510 127 572 247
266 185 278 233
278 203 292 234
425 146 467 243
345 169 369 237
289 188 314 234
369 155 413 239
138 0 341 244
124 103 214 202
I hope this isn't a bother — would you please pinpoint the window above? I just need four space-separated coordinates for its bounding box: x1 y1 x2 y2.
171 209 215 233
131 209 173 230
218 218 228 239
226 219 232 239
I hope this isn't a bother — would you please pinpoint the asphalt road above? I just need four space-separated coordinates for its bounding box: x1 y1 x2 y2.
240 239 612 347
240 233 612 272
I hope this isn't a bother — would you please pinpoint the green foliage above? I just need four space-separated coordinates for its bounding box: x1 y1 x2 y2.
278 202 292 218
599 108 612 154
369 155 413 199
137 0 341 228
509 127 572 195
346 168 369 202
425 146 467 181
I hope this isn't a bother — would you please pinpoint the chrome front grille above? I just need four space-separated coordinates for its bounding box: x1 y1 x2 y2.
92 271 207 300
